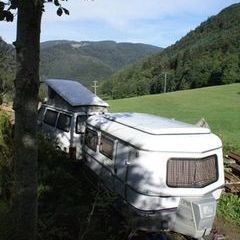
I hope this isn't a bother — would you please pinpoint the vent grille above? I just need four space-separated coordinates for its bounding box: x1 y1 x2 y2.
167 155 218 188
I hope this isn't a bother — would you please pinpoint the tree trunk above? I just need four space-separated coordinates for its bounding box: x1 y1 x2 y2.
12 1 42 239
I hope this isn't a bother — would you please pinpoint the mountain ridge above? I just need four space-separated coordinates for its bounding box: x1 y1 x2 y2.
0 38 162 97
100 3 240 99
40 40 163 86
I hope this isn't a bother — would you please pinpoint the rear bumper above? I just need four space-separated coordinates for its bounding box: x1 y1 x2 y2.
123 194 217 239
172 195 216 239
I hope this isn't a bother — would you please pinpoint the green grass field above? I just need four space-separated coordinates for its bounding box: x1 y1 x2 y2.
108 83 240 152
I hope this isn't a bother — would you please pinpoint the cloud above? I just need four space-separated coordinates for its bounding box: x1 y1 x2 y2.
1 0 239 46
42 0 236 25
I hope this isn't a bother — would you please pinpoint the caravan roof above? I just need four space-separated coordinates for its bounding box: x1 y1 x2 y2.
104 113 210 135
45 79 109 107
87 113 221 152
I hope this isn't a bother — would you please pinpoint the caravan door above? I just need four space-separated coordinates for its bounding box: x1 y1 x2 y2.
114 142 130 197
74 114 88 159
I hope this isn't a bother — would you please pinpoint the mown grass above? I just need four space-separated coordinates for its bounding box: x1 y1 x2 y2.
108 83 240 152
109 84 240 225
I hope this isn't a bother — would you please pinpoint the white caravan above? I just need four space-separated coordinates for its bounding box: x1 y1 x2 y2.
83 113 224 239
38 79 108 159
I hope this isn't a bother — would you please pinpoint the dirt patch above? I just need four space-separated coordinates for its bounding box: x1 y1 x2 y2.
213 216 240 240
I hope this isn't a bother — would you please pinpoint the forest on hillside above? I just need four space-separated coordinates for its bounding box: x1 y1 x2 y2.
0 38 15 101
0 39 161 99
100 3 240 99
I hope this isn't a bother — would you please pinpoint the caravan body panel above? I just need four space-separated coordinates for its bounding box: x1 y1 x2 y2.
83 113 224 239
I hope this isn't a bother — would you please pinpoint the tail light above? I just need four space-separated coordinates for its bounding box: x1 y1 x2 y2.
69 146 76 160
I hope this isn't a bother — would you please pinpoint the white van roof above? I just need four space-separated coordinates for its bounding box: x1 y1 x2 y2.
45 79 109 107
87 113 221 152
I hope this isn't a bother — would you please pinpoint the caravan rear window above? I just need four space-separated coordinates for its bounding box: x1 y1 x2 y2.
85 128 98 151
57 113 72 132
44 109 58 127
100 134 114 160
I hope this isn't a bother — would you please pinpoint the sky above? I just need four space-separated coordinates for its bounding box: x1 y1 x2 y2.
0 0 239 47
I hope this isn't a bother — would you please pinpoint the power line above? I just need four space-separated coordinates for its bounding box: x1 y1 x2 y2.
92 81 98 95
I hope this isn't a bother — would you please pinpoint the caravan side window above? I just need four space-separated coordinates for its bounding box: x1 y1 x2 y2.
44 109 58 127
57 113 72 132
100 134 114 160
85 128 98 151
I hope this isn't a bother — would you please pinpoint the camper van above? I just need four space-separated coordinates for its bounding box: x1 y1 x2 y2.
38 79 108 159
83 113 225 239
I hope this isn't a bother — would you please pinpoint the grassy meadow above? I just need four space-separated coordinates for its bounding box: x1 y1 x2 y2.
108 83 240 152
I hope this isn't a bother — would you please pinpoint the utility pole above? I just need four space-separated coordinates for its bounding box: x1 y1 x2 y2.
164 72 167 93
92 80 98 95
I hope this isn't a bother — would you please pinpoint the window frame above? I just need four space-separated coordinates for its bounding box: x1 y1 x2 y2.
85 128 98 152
99 134 115 160
43 109 58 127
56 112 72 133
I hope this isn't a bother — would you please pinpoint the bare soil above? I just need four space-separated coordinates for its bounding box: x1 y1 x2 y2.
213 216 240 240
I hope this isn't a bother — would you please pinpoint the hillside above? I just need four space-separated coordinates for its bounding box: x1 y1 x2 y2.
101 3 240 99
40 40 162 86
108 83 240 151
0 38 15 98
